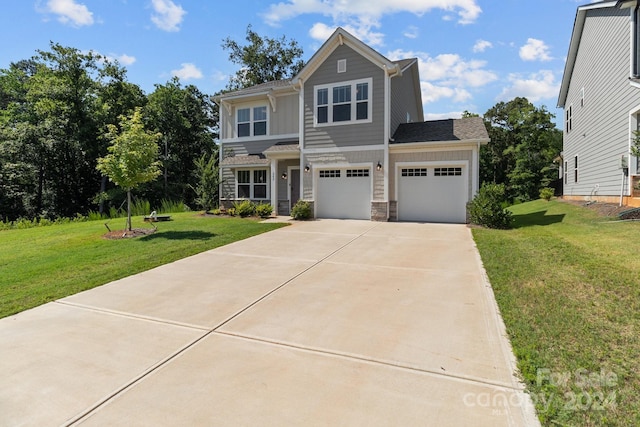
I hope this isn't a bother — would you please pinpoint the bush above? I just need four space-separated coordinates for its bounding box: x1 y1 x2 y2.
226 207 236 216
255 203 273 218
232 200 255 217
291 200 312 220
467 183 513 229
539 187 554 201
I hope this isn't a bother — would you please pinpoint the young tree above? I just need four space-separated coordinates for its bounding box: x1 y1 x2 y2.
222 25 305 90
96 108 161 231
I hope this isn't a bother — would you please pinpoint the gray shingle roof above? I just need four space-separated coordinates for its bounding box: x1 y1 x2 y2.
220 154 270 166
391 117 489 144
217 79 293 99
263 141 300 153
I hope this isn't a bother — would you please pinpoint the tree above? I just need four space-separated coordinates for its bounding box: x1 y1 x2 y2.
96 108 161 231
190 153 219 213
481 97 562 202
145 77 216 206
222 25 305 90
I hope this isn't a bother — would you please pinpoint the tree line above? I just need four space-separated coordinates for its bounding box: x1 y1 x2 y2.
0 43 217 222
0 28 562 223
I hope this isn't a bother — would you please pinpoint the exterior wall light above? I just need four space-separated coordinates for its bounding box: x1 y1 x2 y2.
281 172 287 180
376 161 383 171
304 164 310 173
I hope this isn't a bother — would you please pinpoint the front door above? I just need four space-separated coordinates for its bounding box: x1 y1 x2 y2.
289 167 300 211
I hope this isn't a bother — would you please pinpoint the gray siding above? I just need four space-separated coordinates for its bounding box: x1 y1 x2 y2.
563 7 640 197
219 93 298 141
303 44 386 149
390 63 421 135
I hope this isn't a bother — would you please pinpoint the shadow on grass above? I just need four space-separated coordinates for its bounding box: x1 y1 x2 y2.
140 230 215 241
512 210 565 228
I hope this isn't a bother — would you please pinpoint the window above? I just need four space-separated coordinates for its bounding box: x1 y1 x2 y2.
564 161 568 185
580 87 585 107
237 106 267 137
401 168 428 177
574 156 579 183
319 170 341 178
565 104 573 133
337 59 346 73
314 78 372 126
434 167 462 176
236 169 268 199
346 169 369 177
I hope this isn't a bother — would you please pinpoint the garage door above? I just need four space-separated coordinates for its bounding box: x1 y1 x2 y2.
316 168 371 219
398 166 467 223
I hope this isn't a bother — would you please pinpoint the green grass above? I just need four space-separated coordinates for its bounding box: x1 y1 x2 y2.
0 213 287 319
473 199 640 426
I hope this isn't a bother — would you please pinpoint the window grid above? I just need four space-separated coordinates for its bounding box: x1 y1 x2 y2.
319 170 341 178
237 106 267 137
434 167 462 176
346 169 369 177
401 168 428 177
314 79 371 126
236 169 268 199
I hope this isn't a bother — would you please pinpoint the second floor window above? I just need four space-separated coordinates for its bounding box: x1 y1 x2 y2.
314 78 372 126
237 106 267 137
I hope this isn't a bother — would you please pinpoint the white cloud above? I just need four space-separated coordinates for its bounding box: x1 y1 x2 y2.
113 54 136 66
424 111 464 121
473 39 492 53
43 0 94 27
265 0 481 45
403 25 419 39
309 22 384 46
171 63 203 80
519 38 552 62
497 70 559 102
150 0 186 32
386 48 497 107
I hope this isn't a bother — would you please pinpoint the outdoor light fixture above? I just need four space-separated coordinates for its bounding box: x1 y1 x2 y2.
304 164 310 173
376 161 382 171
281 172 287 180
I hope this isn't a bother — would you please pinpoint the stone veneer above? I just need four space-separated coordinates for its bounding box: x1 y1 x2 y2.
370 201 389 222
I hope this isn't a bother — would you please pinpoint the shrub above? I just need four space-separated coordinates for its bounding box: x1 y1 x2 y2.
212 208 222 215
255 203 273 218
232 200 255 217
539 187 554 201
467 183 513 229
291 200 312 220
226 207 236 216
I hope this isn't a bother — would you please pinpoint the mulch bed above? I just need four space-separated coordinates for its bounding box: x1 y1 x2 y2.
559 199 640 219
103 228 156 240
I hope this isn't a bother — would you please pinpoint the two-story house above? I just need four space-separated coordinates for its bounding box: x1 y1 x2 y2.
558 1 640 206
215 27 489 222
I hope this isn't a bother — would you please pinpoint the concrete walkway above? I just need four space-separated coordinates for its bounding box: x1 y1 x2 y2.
0 220 539 426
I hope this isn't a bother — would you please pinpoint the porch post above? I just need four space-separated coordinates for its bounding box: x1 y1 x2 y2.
270 158 277 214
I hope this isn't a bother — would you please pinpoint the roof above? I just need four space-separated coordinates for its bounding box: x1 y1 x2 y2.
391 117 489 144
220 154 270 167
263 141 300 154
557 1 618 107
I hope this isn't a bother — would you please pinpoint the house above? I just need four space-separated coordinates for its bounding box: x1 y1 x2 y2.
558 1 640 206
214 27 489 222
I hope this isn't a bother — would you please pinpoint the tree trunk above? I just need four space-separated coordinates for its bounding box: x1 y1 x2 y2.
126 190 132 231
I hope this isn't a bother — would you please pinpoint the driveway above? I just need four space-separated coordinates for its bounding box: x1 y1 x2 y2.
0 220 539 426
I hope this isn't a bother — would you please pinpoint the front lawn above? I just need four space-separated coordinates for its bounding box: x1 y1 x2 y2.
0 213 287 319
473 200 640 426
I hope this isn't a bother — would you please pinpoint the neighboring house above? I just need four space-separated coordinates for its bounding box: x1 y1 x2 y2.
214 27 489 222
558 1 640 206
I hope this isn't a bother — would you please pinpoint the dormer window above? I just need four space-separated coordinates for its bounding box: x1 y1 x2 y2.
314 78 372 126
237 106 267 137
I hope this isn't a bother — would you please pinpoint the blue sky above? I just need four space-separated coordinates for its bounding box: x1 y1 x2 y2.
0 0 597 127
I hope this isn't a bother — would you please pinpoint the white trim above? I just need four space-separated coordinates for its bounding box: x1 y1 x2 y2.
304 145 384 154
221 133 299 144
389 142 481 153
313 78 373 127
270 159 277 209
235 103 269 138
235 167 270 201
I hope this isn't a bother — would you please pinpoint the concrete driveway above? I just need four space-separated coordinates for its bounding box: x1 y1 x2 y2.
0 220 539 426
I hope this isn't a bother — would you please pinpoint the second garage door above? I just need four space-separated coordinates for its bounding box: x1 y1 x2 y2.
316 168 371 220
397 165 467 223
